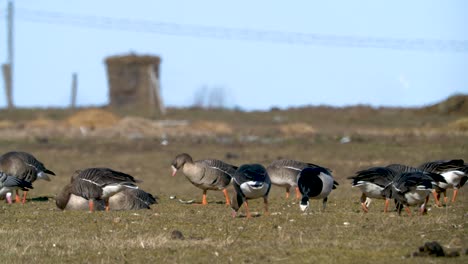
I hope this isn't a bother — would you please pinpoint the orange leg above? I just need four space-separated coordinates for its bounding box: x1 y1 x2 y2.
383 199 390 213
263 197 269 216
21 191 28 204
404 206 411 216
452 189 459 203
202 190 208 205
361 203 369 213
244 200 251 218
432 191 441 207
222 189 230 205
15 190 21 203
360 193 369 213
285 188 290 199
105 200 110 212
295 187 301 200
88 200 95 212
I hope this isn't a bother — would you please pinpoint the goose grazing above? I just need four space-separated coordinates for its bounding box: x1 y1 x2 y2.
382 171 447 216
56 183 156 211
70 168 140 212
348 164 418 213
231 164 271 218
297 167 337 212
171 153 236 205
267 159 332 199
0 172 33 204
0 151 55 204
417 159 468 206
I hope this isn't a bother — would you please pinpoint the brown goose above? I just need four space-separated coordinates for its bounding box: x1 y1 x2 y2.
267 159 332 199
171 153 236 205
70 168 140 212
0 151 55 204
56 183 156 211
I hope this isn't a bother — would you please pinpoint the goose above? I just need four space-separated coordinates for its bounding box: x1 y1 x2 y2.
0 172 33 204
382 171 447 216
267 159 332 199
230 164 271 218
0 151 55 204
171 153 235 205
297 167 338 212
56 183 156 211
348 164 419 213
70 168 140 212
417 159 468 206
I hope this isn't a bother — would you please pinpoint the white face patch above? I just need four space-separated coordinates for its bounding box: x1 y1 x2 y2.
300 202 309 212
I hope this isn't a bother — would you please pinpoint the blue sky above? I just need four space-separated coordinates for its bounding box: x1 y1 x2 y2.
0 0 467 110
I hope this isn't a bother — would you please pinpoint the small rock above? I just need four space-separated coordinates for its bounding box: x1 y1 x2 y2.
113 217 121 223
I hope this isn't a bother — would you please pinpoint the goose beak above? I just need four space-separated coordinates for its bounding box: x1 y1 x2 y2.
171 166 177 177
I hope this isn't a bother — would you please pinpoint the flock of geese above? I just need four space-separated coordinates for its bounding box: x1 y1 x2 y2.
0 151 467 217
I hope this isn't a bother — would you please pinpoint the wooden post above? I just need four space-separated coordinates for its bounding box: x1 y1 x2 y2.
70 73 77 109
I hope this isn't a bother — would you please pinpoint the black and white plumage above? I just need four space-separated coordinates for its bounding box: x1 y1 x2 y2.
0 172 33 204
418 159 468 205
267 159 332 199
231 164 271 218
297 167 337 212
348 164 423 212
70 168 140 212
56 183 156 211
171 153 236 205
382 171 447 216
0 151 55 203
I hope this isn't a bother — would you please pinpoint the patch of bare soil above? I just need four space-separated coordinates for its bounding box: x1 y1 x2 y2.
277 122 316 137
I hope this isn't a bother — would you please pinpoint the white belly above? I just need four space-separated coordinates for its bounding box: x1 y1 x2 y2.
240 181 269 199
404 189 431 205
353 182 385 199
440 171 465 189
65 194 106 210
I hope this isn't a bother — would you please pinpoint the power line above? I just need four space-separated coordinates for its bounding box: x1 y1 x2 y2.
15 8 468 53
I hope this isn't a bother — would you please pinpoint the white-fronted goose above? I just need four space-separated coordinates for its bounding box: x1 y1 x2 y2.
70 168 139 212
0 151 55 203
382 171 447 216
231 164 271 218
0 172 33 204
348 164 418 212
171 153 235 205
418 159 468 206
297 167 337 212
56 183 156 211
267 159 332 199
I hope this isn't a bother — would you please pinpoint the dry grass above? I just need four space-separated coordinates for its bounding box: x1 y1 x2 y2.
0 104 467 263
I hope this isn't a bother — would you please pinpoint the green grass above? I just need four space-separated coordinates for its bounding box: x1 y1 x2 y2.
0 106 467 263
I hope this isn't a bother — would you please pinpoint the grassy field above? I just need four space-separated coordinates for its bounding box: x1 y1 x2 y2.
0 102 467 263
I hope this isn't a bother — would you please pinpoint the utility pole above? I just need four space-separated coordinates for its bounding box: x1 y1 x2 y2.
70 73 77 109
2 1 14 108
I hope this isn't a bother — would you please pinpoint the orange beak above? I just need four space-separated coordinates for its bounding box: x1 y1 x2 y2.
171 165 177 176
